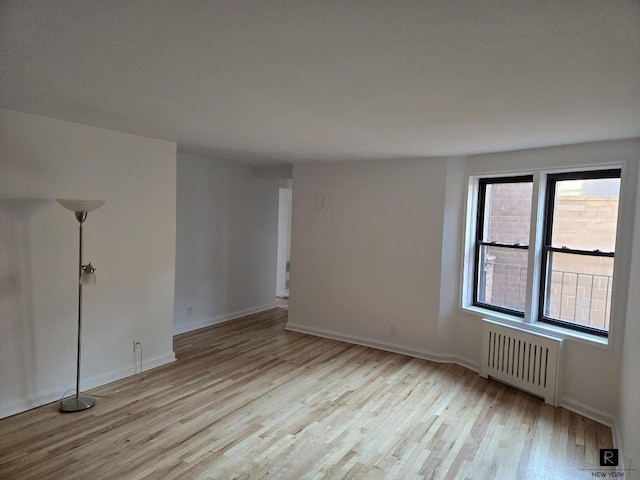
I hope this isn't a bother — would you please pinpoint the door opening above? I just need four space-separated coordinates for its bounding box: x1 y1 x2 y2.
276 187 292 307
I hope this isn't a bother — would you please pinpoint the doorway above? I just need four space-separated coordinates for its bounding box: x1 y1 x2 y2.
276 187 292 304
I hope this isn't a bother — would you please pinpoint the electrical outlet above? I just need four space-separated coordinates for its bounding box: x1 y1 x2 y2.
187 307 192 316
390 325 398 336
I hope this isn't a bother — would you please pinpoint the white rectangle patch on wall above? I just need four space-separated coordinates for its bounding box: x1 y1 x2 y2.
313 192 329 211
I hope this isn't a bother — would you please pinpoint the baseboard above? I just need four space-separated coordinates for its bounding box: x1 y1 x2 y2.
0 352 176 420
456 355 481 374
285 322 477 370
173 303 278 335
559 397 616 429
276 290 289 298
559 400 624 470
612 418 625 471
82 352 176 391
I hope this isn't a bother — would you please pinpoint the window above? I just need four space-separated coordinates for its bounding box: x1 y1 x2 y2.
468 168 622 338
474 176 533 316
540 170 620 336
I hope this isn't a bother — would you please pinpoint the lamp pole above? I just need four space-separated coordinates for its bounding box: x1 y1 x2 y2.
57 199 104 412
75 212 86 405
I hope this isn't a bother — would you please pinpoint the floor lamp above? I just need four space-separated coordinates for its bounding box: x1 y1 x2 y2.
57 199 105 412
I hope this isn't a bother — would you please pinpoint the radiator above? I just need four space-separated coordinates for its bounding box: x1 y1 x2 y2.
480 319 562 406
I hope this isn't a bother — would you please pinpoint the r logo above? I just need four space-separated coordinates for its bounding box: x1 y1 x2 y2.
600 448 619 467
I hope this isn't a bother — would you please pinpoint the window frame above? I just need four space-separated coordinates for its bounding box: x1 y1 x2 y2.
473 175 533 317
538 168 621 337
464 165 626 342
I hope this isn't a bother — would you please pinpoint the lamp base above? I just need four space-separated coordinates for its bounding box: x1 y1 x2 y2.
60 395 96 412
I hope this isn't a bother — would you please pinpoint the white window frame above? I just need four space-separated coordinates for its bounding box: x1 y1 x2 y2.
461 163 630 347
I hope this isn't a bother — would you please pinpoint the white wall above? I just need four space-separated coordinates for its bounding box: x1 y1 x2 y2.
437 158 467 364
619 161 640 470
174 153 287 335
276 188 292 297
287 158 453 359
287 140 640 432
0 109 177 418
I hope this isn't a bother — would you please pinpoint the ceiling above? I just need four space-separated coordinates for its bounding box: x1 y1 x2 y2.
1 1 639 165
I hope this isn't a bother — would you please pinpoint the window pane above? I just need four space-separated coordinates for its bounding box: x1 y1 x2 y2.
483 182 533 244
551 177 620 251
543 251 613 331
477 245 528 312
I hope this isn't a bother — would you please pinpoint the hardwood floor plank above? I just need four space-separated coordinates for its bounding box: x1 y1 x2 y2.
0 307 613 479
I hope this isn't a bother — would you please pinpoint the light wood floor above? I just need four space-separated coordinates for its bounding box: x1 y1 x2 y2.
0 307 612 479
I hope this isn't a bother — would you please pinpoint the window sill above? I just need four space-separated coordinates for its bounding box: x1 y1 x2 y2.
461 305 610 348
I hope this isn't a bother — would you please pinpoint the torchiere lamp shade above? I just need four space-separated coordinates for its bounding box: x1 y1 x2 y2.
57 199 105 213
